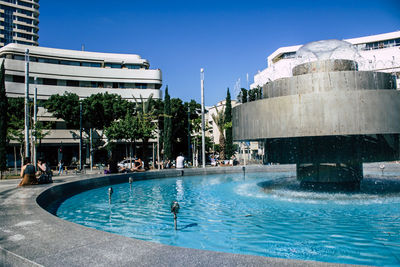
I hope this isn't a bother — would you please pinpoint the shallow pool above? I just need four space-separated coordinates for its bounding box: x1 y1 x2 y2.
57 172 400 265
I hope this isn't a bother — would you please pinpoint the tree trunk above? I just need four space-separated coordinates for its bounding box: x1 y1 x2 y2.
129 142 133 169
14 145 17 175
142 138 149 170
219 135 225 160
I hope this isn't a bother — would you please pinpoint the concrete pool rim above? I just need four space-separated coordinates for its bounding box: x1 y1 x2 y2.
1 164 386 266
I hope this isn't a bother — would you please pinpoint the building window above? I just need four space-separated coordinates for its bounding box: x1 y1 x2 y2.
105 63 122 68
136 83 147 89
60 60 80 66
125 64 141 69
112 82 118 88
43 78 57 85
81 62 102 67
38 58 59 64
66 80 79 87
12 75 24 83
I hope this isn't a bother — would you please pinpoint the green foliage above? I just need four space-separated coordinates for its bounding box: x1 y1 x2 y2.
240 88 248 103
256 86 262 99
0 60 7 174
248 88 256 102
7 97 24 144
83 92 133 130
163 87 172 160
32 121 50 143
224 88 234 158
45 92 134 130
44 92 80 129
105 113 139 143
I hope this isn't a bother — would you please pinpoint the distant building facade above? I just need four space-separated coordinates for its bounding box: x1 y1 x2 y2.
206 99 238 147
2 43 162 166
251 31 400 89
0 0 40 47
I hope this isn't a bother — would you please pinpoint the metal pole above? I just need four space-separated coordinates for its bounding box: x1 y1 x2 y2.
24 49 30 158
79 102 83 171
33 77 37 166
200 68 205 168
187 105 191 164
90 128 93 172
152 142 155 169
243 142 246 167
157 123 160 170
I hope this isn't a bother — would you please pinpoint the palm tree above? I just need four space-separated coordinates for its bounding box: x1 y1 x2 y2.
211 106 226 160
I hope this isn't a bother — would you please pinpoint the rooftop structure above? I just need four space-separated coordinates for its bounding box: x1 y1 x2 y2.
252 31 400 89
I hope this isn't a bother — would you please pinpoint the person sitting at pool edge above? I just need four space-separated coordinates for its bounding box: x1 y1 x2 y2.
19 157 38 186
131 156 145 172
176 153 185 169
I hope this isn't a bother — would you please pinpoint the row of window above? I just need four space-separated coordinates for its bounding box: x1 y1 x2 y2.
5 54 148 69
357 38 400 51
8 75 162 90
17 15 37 24
0 5 38 17
2 0 38 7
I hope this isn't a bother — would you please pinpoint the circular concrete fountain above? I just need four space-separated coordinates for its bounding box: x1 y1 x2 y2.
233 40 400 190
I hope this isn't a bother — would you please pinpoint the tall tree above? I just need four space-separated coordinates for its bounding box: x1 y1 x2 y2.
105 112 139 168
224 88 234 159
212 106 226 160
248 88 256 102
240 88 248 103
134 95 156 169
163 87 172 160
0 61 7 179
7 98 24 171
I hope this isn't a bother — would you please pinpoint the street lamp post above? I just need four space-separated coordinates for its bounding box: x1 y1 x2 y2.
33 77 37 166
200 68 205 168
187 105 191 164
24 49 30 159
79 102 83 171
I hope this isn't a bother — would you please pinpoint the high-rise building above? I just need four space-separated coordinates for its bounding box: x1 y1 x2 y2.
0 0 40 47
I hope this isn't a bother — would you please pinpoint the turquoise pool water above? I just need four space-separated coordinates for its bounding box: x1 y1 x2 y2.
57 172 400 265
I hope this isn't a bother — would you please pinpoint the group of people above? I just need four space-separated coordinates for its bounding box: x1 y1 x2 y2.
210 155 237 167
156 153 185 169
104 155 145 174
119 156 145 173
19 157 53 186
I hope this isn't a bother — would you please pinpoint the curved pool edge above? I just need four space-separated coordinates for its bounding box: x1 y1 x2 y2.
0 164 375 266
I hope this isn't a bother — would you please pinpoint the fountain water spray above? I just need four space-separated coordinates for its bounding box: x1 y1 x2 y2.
129 177 133 191
108 187 113 204
380 164 385 176
171 201 180 230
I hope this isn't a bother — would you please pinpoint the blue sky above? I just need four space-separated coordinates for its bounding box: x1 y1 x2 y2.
39 0 400 105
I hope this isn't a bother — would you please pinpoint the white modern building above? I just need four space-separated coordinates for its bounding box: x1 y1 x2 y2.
1 43 162 100
251 31 400 89
207 100 262 163
2 43 162 166
0 0 40 47
207 99 237 146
